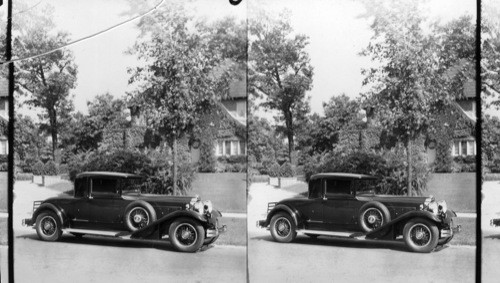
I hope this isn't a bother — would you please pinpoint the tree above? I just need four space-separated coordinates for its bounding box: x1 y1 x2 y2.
14 114 48 170
127 3 235 194
482 0 500 108
249 9 314 163
13 4 78 162
309 95 364 154
360 0 473 195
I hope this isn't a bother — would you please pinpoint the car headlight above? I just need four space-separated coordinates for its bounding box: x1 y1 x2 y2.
437 200 447 214
203 200 213 214
193 201 204 213
428 201 438 215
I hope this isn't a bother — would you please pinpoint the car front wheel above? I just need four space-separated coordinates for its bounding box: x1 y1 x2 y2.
403 218 439 253
35 211 62 242
169 218 205 252
270 212 296 243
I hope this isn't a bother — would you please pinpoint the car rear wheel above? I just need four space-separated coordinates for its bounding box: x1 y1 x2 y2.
358 202 391 233
125 203 157 232
169 218 205 252
270 212 297 243
35 211 62 242
403 218 439 253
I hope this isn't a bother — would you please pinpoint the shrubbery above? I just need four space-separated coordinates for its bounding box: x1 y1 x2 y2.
32 160 45 175
303 145 431 196
280 162 294 177
268 162 281 177
198 140 217 173
43 160 58 175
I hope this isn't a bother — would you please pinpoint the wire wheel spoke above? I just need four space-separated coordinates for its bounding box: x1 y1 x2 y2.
175 224 197 246
363 208 383 229
275 218 291 237
41 217 56 236
410 224 431 246
129 208 149 229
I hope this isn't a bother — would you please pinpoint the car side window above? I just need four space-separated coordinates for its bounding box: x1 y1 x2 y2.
91 178 119 197
309 179 323 199
74 178 87 198
325 179 352 197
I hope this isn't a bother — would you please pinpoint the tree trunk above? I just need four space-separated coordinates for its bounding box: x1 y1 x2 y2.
407 139 412 196
284 110 294 163
51 129 58 162
172 137 178 196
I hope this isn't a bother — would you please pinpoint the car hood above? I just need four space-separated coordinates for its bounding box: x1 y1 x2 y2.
122 194 197 204
277 194 430 205
356 194 429 204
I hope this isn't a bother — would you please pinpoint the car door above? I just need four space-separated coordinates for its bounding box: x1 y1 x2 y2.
299 178 325 230
66 177 91 228
322 178 357 230
88 177 127 228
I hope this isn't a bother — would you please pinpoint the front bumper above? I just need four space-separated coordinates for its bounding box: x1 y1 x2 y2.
441 225 461 238
256 220 267 228
207 225 227 238
22 218 34 227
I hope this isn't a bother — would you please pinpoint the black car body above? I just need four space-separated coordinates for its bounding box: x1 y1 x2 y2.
22 171 226 252
257 173 461 253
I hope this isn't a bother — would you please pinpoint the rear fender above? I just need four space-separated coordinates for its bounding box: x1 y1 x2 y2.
366 210 440 239
130 210 208 239
33 203 69 227
265 204 302 228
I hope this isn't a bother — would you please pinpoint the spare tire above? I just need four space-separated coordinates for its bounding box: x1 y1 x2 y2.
358 202 391 232
124 202 157 232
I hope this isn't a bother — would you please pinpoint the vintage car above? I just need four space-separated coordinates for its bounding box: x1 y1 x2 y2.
22 171 226 252
257 173 461 253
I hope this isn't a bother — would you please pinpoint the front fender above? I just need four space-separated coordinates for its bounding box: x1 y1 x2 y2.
32 203 69 227
265 204 302 228
131 210 209 239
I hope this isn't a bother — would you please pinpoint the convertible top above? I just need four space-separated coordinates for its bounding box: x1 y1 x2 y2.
310 172 378 180
75 171 143 179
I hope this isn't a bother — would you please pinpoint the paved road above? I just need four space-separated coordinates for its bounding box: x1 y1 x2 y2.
248 182 476 283
11 181 246 283
482 181 500 283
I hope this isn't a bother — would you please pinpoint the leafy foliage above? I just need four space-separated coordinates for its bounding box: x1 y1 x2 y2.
482 0 500 107
268 162 281 178
32 160 45 176
13 3 78 162
280 162 295 177
249 9 313 163
43 160 58 176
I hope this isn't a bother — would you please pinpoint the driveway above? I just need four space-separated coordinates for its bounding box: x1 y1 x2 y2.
482 180 500 283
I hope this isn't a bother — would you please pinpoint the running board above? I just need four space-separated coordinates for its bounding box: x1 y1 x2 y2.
62 228 131 238
297 229 366 239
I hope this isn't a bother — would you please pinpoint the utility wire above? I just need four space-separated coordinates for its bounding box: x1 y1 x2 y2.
0 0 165 65
11 0 43 18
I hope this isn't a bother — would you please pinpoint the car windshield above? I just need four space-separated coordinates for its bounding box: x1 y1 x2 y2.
119 178 144 194
353 179 378 194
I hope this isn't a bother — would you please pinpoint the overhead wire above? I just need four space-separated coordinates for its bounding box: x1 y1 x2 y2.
11 0 43 18
0 0 165 65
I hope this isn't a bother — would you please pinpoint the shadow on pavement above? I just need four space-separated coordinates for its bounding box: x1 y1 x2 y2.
485 234 500 240
16 233 183 252
250 234 450 253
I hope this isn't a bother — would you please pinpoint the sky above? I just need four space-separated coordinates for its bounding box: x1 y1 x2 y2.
12 0 246 115
257 0 476 115
8 0 481 117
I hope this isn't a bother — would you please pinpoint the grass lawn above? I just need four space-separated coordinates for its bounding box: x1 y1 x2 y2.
426 173 476 213
0 218 6 245
217 217 246 246
191 173 246 213
453 217 476 246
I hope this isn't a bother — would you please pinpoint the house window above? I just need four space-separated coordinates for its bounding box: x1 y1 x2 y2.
225 140 231 155
239 141 246 155
236 101 246 118
461 141 467 155
452 139 476 157
217 140 223 156
231 141 238 155
0 140 7 155
453 141 460 156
